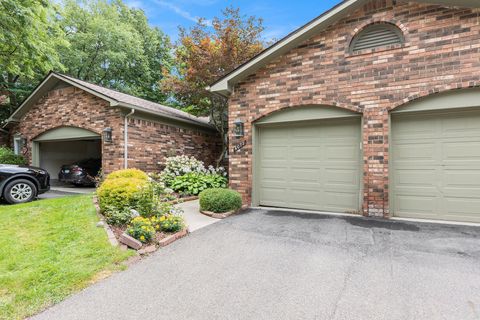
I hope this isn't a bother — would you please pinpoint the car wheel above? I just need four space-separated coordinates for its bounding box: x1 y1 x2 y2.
3 179 38 204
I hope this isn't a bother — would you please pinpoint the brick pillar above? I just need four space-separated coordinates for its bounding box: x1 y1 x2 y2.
363 108 389 217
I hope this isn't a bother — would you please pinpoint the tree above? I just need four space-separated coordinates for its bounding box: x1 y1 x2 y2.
59 0 172 102
0 0 66 122
161 7 265 165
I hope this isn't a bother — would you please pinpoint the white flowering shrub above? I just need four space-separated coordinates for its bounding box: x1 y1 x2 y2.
160 155 226 186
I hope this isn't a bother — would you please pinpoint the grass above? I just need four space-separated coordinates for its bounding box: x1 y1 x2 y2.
0 195 134 320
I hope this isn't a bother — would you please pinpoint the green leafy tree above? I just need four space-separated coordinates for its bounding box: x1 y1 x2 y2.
161 7 265 165
59 0 172 102
0 0 66 122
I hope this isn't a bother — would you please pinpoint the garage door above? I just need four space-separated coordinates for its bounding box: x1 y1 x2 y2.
257 118 362 213
391 109 480 223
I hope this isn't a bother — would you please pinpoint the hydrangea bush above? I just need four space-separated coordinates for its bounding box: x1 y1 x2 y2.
160 155 226 186
158 156 228 196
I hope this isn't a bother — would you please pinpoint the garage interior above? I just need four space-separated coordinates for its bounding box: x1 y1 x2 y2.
38 139 101 181
32 127 102 182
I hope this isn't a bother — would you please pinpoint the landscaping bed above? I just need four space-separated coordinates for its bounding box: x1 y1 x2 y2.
95 156 230 252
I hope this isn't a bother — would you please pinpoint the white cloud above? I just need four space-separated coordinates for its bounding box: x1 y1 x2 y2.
153 0 211 25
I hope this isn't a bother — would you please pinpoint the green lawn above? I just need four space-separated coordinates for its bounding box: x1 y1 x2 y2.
0 195 133 320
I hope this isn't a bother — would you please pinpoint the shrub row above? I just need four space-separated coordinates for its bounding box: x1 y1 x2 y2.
0 147 27 165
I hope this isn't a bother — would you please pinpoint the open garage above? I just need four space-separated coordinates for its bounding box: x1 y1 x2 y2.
32 127 101 183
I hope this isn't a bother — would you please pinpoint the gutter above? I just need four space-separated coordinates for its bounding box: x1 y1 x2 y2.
124 109 135 169
115 102 215 130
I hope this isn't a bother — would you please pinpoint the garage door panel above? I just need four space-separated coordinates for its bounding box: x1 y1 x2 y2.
324 168 359 187
258 118 361 213
290 167 321 182
260 187 289 207
324 191 359 212
444 197 480 221
261 167 289 181
392 143 435 162
443 169 480 188
291 126 322 138
395 194 439 215
325 145 358 161
441 115 480 138
261 146 288 160
291 146 322 160
393 169 437 188
442 141 480 161
392 110 480 223
392 117 437 140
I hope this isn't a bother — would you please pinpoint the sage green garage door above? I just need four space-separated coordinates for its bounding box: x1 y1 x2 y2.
257 118 362 213
391 109 480 223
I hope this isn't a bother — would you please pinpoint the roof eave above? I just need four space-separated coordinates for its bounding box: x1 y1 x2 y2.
115 102 215 130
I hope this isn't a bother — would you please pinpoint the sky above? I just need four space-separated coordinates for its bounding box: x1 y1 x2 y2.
124 0 343 42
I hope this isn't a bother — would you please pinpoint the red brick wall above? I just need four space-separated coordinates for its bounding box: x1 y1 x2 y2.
227 0 480 217
127 117 222 171
11 86 222 174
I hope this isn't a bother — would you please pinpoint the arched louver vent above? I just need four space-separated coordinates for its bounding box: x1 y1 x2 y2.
351 24 403 52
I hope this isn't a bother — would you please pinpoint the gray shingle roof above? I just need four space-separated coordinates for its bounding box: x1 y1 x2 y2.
56 73 212 127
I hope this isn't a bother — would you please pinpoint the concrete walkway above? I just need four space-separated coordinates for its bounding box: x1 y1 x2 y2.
30 209 480 320
177 200 219 232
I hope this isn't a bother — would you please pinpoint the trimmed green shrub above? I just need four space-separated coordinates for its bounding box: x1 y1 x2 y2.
105 168 149 181
0 147 27 165
171 172 227 196
199 188 243 213
97 177 148 212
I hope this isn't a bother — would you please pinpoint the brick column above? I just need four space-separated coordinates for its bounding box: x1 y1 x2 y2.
363 108 389 217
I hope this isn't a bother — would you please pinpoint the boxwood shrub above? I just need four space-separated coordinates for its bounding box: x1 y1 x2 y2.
199 188 242 213
105 168 149 181
97 177 148 212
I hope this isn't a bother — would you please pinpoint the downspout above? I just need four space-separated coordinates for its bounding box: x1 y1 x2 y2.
124 109 135 169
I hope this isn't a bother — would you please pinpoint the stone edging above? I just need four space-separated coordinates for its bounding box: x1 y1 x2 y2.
166 196 198 205
92 196 119 247
200 209 238 219
158 228 189 247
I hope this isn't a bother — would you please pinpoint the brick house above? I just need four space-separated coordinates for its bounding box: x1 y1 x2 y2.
3 72 221 178
209 0 480 223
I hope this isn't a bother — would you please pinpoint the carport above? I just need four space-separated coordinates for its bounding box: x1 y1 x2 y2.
32 127 101 181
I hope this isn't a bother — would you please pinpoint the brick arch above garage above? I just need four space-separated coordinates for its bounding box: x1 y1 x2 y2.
253 104 363 124
11 86 126 172
389 85 480 112
32 126 101 142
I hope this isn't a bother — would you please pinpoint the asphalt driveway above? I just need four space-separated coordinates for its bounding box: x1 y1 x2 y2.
31 209 480 320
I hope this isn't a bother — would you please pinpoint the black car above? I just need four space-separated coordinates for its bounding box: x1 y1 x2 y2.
58 158 101 186
0 164 50 204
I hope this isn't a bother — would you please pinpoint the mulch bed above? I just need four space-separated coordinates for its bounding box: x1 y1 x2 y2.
93 196 189 255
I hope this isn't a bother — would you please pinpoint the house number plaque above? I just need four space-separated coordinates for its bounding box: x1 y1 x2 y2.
233 140 247 152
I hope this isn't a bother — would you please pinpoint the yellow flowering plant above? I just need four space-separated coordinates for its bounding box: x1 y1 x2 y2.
126 217 155 243
158 215 185 233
